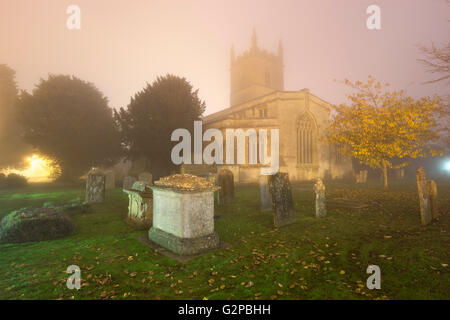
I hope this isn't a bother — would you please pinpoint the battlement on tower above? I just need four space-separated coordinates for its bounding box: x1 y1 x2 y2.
230 30 284 107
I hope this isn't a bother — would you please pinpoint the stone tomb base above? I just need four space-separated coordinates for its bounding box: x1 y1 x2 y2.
138 235 229 263
148 185 219 255
148 228 219 256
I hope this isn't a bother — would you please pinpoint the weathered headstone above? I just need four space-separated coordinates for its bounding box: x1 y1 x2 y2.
148 174 220 255
138 172 153 185
123 176 137 190
123 181 153 228
259 175 271 211
85 172 105 203
207 173 219 203
428 179 439 220
104 170 115 189
218 169 234 205
416 167 432 225
268 172 296 227
313 178 326 218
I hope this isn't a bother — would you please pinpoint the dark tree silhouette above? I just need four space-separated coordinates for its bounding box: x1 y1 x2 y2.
16 75 121 181
0 64 31 169
114 74 205 178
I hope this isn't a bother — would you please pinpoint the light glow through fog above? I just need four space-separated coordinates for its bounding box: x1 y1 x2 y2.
1 155 55 182
444 160 450 172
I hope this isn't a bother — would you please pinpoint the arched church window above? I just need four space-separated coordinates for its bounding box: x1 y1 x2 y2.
297 114 316 164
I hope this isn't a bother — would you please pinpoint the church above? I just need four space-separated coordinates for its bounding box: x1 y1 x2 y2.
186 31 352 183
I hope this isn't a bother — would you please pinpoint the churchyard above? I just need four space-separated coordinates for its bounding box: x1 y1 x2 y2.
0 177 448 300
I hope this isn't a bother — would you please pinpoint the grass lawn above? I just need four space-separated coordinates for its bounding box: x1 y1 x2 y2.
0 180 449 300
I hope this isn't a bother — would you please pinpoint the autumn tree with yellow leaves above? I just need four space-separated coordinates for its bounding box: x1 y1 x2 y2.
327 76 443 189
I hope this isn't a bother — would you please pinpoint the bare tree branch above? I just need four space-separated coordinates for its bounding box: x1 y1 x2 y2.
417 42 450 84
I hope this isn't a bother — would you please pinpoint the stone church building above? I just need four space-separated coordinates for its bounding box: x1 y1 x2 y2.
185 31 352 183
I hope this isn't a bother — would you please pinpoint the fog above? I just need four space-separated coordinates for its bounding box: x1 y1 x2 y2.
0 0 448 115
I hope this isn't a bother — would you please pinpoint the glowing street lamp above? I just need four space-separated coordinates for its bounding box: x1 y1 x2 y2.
444 160 450 173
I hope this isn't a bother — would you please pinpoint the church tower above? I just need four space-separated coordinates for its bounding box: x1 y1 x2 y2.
230 29 284 106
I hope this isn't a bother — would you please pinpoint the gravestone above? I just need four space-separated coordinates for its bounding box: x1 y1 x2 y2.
259 175 271 211
138 172 153 185
123 181 153 228
104 170 115 189
218 169 234 205
428 179 439 220
123 176 137 190
416 167 432 225
85 172 105 203
207 173 219 203
131 181 147 192
148 174 220 255
268 172 296 227
313 178 326 218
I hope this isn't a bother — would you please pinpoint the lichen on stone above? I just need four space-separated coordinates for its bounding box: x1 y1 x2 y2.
0 199 88 244
154 174 219 191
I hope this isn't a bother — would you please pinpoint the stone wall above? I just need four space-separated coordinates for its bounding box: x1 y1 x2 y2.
202 91 353 184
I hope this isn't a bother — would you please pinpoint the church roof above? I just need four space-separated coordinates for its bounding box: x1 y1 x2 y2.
203 89 331 125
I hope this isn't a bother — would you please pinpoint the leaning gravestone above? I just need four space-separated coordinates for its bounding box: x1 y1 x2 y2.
259 175 271 211
428 179 439 220
148 174 220 255
85 172 105 203
104 170 116 189
268 172 296 227
218 169 234 205
123 176 137 190
313 178 326 218
416 167 432 225
138 172 153 185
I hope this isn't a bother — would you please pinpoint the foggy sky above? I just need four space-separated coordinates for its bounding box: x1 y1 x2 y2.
0 0 448 115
